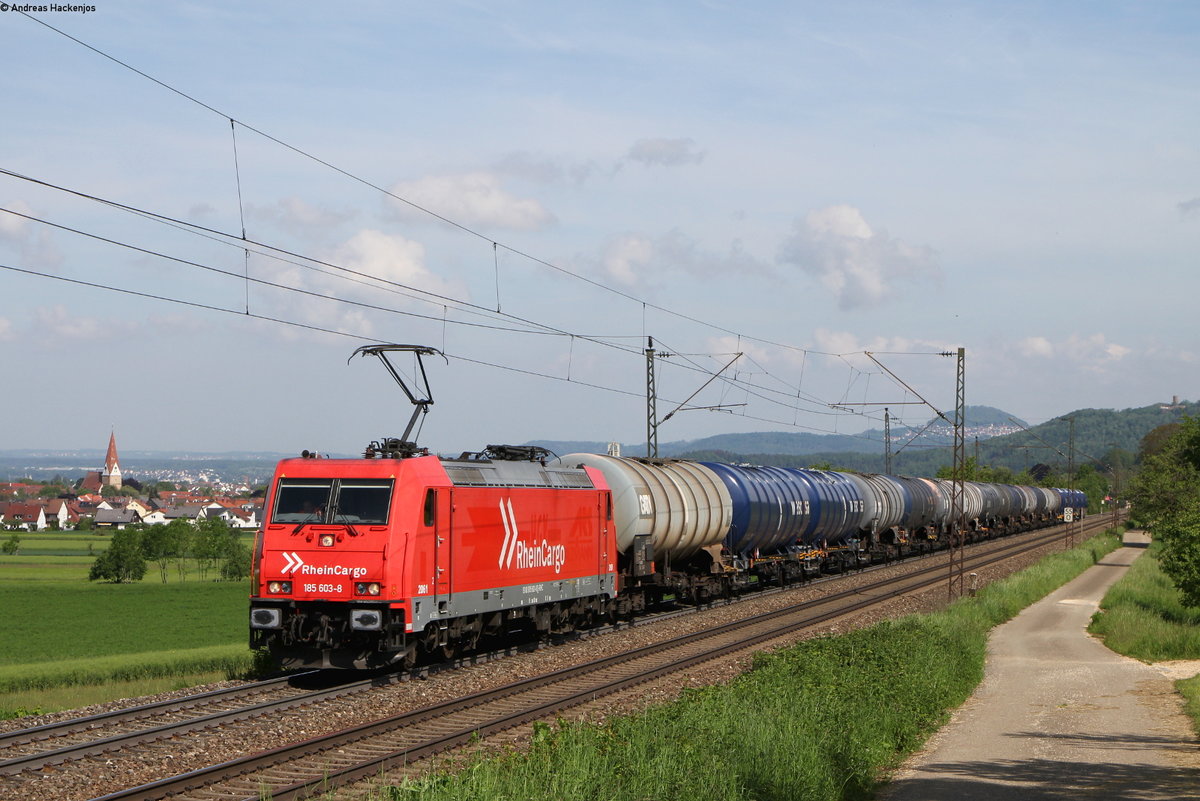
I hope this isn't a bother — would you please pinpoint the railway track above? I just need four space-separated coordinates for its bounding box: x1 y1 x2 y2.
0 515 1078 778
59 516 1110 801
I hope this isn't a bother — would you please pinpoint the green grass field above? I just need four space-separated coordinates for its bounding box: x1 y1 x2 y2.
1088 541 1200 660
2 529 255 559
0 548 256 716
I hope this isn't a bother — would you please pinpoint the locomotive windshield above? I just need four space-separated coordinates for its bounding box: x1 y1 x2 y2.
273 480 332 523
271 479 394 525
332 481 393 524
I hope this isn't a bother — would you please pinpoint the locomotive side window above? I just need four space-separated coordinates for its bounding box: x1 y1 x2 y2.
332 480 394 525
423 488 436 527
273 480 333 523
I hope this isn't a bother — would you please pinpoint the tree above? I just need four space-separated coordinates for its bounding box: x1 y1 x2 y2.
88 528 147 583
193 516 228 580
220 537 251 581
1 532 20 555
1128 416 1200 607
1139 423 1183 463
143 519 188 583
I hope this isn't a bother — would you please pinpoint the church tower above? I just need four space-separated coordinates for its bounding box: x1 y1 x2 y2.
102 431 122 489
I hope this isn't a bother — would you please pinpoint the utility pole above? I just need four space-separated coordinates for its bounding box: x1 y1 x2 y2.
884 408 893 475
1066 416 1076 549
644 338 743 459
949 347 966 600
646 337 658 458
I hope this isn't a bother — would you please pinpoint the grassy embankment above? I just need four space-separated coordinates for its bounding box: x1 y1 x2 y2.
1088 537 1200 733
376 530 1124 801
0 529 256 718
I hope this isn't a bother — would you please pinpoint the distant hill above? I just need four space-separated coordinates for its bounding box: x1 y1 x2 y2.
531 400 1197 478
529 405 1026 459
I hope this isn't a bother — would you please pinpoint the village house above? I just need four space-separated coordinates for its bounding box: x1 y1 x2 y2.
94 508 142 530
1 502 47 531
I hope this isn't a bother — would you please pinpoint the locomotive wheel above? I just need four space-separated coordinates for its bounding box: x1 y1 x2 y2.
400 641 418 669
421 623 442 654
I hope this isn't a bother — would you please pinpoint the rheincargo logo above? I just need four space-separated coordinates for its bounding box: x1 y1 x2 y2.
280 552 366 578
498 498 567 574
300 564 368 579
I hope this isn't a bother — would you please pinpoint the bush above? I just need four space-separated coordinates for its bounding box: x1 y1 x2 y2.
88 528 147 583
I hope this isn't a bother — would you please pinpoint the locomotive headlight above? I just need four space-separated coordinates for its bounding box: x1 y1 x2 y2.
267 581 292 594
355 582 381 596
319 534 336 547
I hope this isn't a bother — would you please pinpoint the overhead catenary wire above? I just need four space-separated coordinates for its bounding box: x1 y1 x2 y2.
6 11 960 444
13 11 851 363
1 174 907 437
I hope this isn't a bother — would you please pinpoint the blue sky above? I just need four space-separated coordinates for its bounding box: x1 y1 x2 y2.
1 1 1197 456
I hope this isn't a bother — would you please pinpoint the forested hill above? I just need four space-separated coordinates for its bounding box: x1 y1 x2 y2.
676 401 1199 477
532 405 1024 459
534 401 1197 478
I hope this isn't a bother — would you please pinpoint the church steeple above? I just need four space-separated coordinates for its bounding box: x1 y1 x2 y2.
102 431 122 489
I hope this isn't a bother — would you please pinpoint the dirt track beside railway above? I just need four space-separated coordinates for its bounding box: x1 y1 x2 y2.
880 531 1200 801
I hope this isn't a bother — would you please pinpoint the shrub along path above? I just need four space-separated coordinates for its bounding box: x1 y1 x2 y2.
880 531 1200 801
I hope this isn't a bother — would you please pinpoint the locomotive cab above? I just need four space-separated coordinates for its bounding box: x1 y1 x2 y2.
250 456 445 669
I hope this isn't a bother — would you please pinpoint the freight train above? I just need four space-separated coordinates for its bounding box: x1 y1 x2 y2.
248 441 1087 670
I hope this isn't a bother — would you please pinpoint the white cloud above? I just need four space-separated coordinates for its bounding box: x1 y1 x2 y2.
247 197 354 237
1018 332 1131 367
777 205 940 310
0 201 31 238
595 230 770 287
625 138 705 167
245 229 468 342
494 151 598 185
811 328 947 358
0 317 13 342
331 229 458 298
703 335 774 366
0 200 63 270
32 305 137 344
1019 336 1054 357
389 172 554 231
601 234 655 285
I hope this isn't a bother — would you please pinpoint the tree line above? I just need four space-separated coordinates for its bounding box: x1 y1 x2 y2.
1128 417 1200 607
88 517 251 584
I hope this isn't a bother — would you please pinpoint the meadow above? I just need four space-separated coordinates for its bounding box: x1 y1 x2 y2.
1088 539 1200 733
0 529 256 717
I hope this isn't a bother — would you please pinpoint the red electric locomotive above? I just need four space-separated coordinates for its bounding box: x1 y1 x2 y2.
250 444 616 668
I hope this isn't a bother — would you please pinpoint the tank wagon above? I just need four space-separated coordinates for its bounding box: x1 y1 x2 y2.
250 446 1086 669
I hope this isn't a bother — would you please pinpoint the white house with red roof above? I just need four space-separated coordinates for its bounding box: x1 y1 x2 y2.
1 503 47 531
